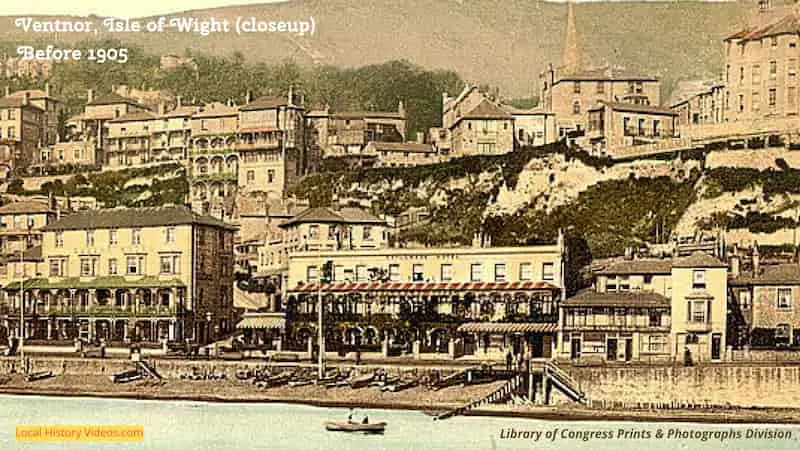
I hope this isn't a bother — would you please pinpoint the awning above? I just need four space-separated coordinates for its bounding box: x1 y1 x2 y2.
236 314 286 330
289 280 559 294
456 322 557 334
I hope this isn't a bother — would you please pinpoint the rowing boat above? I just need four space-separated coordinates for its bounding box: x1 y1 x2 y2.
324 421 387 433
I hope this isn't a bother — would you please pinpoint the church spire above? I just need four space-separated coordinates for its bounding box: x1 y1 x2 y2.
562 1 582 74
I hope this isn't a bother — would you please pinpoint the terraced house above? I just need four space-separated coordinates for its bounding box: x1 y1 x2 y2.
0 206 236 348
559 252 728 363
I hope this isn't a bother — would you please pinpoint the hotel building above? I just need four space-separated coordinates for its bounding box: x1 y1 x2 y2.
0 206 236 347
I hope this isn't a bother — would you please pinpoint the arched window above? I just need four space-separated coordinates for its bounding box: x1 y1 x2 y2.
572 101 581 115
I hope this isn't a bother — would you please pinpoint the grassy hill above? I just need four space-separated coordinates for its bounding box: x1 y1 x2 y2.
0 0 764 97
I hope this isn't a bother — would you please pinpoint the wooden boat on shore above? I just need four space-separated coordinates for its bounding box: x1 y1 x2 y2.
24 371 54 382
348 372 375 389
110 369 142 384
324 421 387 433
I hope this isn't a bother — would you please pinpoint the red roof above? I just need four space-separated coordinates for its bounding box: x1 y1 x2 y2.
289 280 559 293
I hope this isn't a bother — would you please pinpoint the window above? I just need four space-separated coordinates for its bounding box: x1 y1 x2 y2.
470 263 483 282
86 231 95 247
596 82 604 94
789 59 797 77
739 94 745 112
606 275 617 292
542 262 555 281
739 67 745 84
412 264 424 282
267 169 275 183
573 81 581 94
388 264 400 282
80 257 97 277
246 170 255 182
494 263 507 282
306 266 319 283
7 127 15 139
752 65 761 84
309 225 319 240
55 232 63 248
328 225 338 241
778 288 792 310
769 88 777 107
49 258 66 277
572 101 580 115
685 333 700 345
649 311 661 327
160 255 180 274
688 300 707 323
108 258 118 275
356 265 368 281
109 229 118 246
642 335 668 353
752 91 761 111
165 227 176 243
126 255 144 275
738 290 751 309
614 275 629 291
441 264 453 281
363 226 372 241
770 60 777 78
519 263 532 281
776 324 792 343
692 270 706 290
772 36 778 47
790 87 797 111
132 228 142 245
643 274 653 284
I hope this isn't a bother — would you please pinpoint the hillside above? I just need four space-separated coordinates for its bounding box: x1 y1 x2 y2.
0 0 760 97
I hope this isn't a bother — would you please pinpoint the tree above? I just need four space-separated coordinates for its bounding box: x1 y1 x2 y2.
6 178 24 194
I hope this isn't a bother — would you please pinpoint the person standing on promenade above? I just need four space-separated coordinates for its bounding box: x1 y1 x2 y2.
505 351 513 371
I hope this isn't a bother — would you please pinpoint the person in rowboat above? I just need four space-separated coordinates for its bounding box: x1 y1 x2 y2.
347 409 355 424
362 416 369 424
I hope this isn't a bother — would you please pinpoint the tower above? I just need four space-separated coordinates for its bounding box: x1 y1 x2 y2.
561 1 582 74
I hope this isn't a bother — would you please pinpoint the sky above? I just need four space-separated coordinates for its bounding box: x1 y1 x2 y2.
0 0 287 18
0 0 738 17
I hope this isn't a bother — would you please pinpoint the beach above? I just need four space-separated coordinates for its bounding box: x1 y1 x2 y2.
3 372 800 425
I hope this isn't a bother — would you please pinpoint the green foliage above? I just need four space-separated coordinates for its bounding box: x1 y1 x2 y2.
705 167 800 196
727 212 797 234
505 97 539 109
487 176 698 258
6 178 24 194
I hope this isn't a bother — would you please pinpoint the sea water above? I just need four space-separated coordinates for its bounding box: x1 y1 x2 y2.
0 395 798 449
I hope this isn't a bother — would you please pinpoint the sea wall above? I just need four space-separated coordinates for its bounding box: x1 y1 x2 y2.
566 364 800 408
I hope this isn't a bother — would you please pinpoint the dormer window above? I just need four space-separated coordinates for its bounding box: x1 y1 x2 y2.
692 270 706 290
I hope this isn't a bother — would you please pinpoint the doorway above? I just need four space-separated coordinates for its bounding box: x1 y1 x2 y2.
607 338 618 361
624 338 633 362
711 334 722 360
570 337 581 360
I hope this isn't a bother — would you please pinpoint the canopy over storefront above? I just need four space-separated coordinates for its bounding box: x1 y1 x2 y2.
456 322 557 334
236 313 286 330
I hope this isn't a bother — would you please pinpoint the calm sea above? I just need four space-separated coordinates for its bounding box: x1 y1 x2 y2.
0 395 799 449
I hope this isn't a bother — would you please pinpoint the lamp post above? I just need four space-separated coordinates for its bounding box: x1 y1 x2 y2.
318 260 333 379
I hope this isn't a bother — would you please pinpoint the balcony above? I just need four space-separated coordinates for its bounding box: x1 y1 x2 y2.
561 324 670 332
237 139 281 151
7 305 178 317
685 320 712 332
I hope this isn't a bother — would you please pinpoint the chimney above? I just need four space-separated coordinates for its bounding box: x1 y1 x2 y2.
176 95 182 107
288 85 294 106
87 89 94 104
23 91 30 106
416 132 424 144
398 99 405 117
246 90 252 104
731 255 741 279
45 82 51 97
753 243 761 276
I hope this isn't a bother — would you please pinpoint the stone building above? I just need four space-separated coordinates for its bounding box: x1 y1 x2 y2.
0 199 58 258
668 79 726 127
437 85 514 157
539 3 661 136
729 246 800 347
305 103 406 158
6 84 63 147
0 205 236 347
586 102 678 156
559 252 728 363
500 105 558 148
0 93 45 172
723 5 800 122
